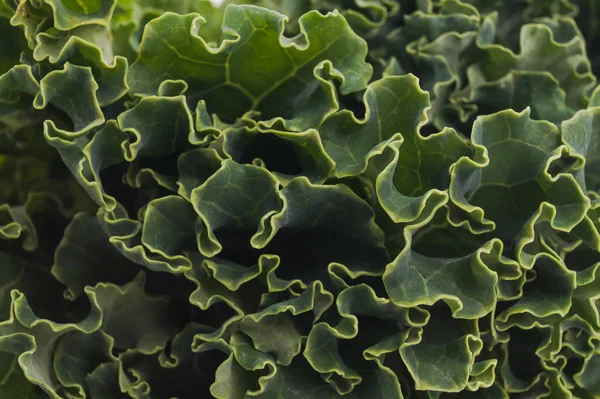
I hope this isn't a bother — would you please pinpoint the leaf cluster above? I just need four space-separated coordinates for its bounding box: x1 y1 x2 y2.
1 0 600 398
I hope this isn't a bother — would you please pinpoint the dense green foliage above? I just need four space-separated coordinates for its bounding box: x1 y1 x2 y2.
1 0 600 397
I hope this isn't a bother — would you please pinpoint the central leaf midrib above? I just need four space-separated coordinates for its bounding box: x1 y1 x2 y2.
247 34 345 108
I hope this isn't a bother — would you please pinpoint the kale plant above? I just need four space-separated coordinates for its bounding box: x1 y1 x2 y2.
1 0 600 397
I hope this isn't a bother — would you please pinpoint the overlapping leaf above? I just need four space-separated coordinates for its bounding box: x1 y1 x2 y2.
127 5 372 130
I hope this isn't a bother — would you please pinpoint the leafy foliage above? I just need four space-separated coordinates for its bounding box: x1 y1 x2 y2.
1 0 600 397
